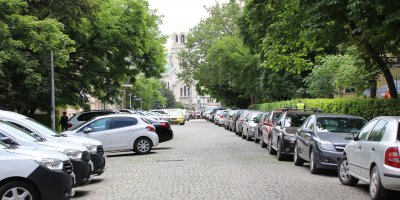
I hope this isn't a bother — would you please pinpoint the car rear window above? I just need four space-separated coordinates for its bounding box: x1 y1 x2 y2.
112 117 138 129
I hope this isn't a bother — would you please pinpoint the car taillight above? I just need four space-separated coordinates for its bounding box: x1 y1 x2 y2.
67 123 72 128
146 125 155 132
159 122 171 129
221 116 224 119
385 147 400 168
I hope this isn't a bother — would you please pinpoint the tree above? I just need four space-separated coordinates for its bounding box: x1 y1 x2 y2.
300 0 400 98
127 75 166 110
160 83 176 108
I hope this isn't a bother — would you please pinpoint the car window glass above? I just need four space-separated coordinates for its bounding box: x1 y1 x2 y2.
7 122 33 133
77 113 93 121
273 112 282 125
316 118 366 133
285 114 310 128
367 120 388 142
112 117 138 129
357 120 378 141
87 118 112 132
306 117 315 130
302 117 311 128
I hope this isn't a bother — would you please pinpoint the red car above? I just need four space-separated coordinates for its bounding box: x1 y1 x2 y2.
260 111 282 148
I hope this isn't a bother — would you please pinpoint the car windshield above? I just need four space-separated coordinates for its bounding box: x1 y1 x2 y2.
273 112 282 123
21 118 58 137
0 121 42 142
285 114 310 127
316 117 366 133
250 113 260 120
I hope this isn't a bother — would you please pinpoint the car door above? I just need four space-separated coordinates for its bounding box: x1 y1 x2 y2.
359 120 387 179
83 117 113 149
109 117 139 150
272 113 285 148
298 116 316 161
347 119 378 177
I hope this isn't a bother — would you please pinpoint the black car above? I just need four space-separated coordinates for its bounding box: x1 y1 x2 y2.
142 117 173 143
294 114 367 174
229 109 246 132
269 111 313 160
254 112 269 143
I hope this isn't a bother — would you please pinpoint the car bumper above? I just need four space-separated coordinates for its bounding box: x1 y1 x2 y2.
247 129 256 137
90 153 106 175
71 159 92 186
157 129 174 143
315 150 342 169
382 165 400 191
28 166 73 200
281 136 296 155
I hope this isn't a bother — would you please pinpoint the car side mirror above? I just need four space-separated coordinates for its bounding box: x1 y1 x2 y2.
345 133 355 140
300 128 311 133
83 127 92 134
276 121 282 126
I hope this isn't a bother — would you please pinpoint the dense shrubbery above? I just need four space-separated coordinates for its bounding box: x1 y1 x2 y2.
30 114 61 132
249 98 400 120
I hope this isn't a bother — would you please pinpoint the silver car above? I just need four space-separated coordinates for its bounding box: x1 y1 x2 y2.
339 116 400 200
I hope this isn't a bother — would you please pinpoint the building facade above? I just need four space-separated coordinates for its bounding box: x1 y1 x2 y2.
162 32 219 111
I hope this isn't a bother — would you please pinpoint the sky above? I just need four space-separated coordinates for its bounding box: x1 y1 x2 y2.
148 0 229 46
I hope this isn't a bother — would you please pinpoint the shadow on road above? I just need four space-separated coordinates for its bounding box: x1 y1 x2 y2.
106 152 156 158
89 178 104 185
153 147 173 150
73 190 90 198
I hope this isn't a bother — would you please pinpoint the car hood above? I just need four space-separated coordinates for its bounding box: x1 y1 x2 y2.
9 147 70 161
284 127 299 135
316 132 351 145
38 140 87 152
59 135 102 146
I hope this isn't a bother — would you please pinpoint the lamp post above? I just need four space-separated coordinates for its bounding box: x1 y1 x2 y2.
50 51 55 131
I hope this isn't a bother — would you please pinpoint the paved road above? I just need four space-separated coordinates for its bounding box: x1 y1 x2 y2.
73 120 371 200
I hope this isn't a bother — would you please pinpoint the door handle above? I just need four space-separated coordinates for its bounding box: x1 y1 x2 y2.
371 147 375 151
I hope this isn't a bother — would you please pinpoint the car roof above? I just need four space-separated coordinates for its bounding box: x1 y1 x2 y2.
314 113 365 119
0 110 27 120
92 113 141 120
372 116 400 121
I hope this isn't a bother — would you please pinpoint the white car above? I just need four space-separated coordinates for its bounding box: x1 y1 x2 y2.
0 142 74 200
68 110 117 130
339 116 400 200
63 114 159 154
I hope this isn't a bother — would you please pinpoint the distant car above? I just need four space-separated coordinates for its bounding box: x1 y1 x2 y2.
254 112 269 143
261 111 282 148
235 111 251 137
64 114 159 154
294 114 367 174
229 110 246 132
338 116 400 200
164 110 185 125
209 108 225 123
141 117 173 143
269 111 313 160
242 111 263 141
68 110 118 129
214 110 226 126
223 110 233 130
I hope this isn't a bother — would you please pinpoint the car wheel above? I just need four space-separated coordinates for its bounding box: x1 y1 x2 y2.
241 129 246 139
370 166 388 200
338 155 358 186
0 180 39 200
133 137 153 155
260 138 267 148
293 142 304 166
277 138 285 161
268 136 277 155
246 132 252 141
310 149 320 174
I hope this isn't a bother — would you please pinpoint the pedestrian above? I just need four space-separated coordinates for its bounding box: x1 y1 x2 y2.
60 111 69 131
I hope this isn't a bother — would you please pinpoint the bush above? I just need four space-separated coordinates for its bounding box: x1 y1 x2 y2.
249 98 400 120
29 114 61 132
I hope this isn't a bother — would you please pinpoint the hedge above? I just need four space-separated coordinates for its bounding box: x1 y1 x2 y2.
29 114 61 132
249 98 400 120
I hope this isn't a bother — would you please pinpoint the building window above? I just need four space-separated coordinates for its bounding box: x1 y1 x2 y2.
167 82 169 88
187 87 190 96
181 35 185 43
184 86 187 96
175 35 179 43
180 88 183 97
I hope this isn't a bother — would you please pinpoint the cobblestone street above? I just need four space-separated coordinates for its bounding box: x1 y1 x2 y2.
73 120 371 200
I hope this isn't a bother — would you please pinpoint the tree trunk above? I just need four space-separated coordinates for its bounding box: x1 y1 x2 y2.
362 41 398 98
370 81 377 98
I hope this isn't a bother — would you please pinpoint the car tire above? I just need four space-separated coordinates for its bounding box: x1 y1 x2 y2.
277 138 285 161
293 142 304 166
338 155 358 186
268 136 277 155
260 138 267 148
0 180 39 200
241 129 246 139
180 121 185 125
370 166 388 200
246 133 252 141
310 149 320 174
133 137 153 155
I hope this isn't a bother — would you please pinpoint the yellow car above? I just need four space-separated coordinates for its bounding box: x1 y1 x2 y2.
165 110 185 125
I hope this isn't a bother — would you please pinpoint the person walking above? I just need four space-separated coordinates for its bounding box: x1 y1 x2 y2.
60 112 69 131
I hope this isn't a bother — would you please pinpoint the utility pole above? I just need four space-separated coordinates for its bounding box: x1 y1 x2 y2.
50 51 56 131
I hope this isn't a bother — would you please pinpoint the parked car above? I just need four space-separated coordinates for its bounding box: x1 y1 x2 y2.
260 110 282 148
0 110 106 176
235 110 251 136
242 111 263 141
63 114 159 154
0 121 93 186
223 110 234 130
164 110 185 125
68 110 118 129
214 110 226 126
229 110 246 132
209 108 225 123
269 111 313 160
338 116 400 200
0 141 74 200
141 117 173 143
254 112 269 143
294 114 367 174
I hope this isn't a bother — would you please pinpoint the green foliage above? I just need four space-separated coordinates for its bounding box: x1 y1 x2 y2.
29 114 61 132
127 74 166 111
250 98 400 120
160 83 176 108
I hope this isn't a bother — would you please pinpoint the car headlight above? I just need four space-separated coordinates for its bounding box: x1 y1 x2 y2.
34 158 63 170
318 140 335 151
64 149 82 159
84 144 97 153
